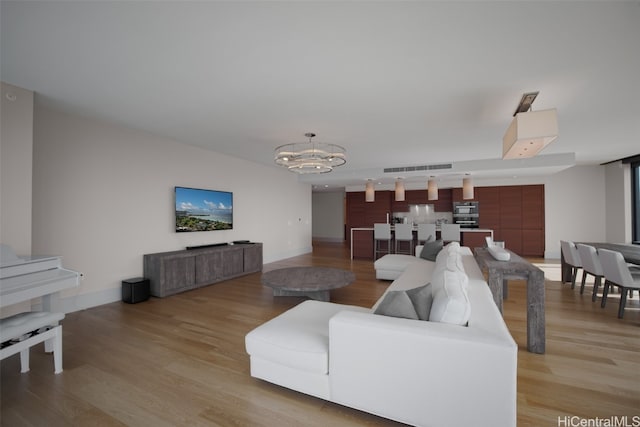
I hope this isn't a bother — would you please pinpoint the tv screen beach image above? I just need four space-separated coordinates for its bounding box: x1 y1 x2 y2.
175 187 233 232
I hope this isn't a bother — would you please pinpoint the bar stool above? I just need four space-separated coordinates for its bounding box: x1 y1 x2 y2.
417 223 436 244
394 223 414 255
373 223 392 260
440 224 460 243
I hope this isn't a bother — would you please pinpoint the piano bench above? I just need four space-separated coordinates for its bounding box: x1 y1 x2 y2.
0 311 65 374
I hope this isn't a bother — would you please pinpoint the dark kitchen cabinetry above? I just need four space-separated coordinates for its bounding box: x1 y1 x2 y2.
346 184 545 258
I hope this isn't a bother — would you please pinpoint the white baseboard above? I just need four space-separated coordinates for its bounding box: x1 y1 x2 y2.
43 287 122 314
312 237 345 243
31 245 313 315
263 246 313 264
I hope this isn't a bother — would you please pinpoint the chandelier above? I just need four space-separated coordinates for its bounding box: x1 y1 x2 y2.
274 133 346 174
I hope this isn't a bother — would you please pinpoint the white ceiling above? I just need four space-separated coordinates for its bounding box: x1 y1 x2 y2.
2 1 639 190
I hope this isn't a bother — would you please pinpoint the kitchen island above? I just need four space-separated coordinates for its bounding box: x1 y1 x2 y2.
350 226 494 260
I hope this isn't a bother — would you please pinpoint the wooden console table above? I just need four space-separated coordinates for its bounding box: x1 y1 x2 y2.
144 243 262 297
474 247 545 354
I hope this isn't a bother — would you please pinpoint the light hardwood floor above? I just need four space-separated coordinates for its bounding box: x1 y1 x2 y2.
1 241 639 426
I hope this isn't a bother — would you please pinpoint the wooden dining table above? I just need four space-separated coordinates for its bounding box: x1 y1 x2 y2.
561 242 640 283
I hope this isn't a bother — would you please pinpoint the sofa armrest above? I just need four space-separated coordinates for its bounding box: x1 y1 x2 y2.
328 311 517 427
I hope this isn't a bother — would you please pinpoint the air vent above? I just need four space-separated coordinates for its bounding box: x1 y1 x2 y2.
383 163 452 174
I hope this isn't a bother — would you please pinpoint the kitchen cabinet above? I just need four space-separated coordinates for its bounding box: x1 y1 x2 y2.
346 184 545 258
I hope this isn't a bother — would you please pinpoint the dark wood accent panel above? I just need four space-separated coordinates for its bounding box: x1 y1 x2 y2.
522 185 544 230
498 229 523 255
433 188 452 212
451 188 463 202
353 230 374 259
522 229 545 256
461 231 491 250
346 192 382 245
346 192 368 228
406 189 428 205
521 185 545 256
476 186 500 230
499 186 523 229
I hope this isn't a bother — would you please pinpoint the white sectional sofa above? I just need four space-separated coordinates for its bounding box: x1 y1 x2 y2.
245 243 517 427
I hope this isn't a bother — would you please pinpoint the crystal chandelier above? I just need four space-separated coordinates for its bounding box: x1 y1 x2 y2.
274 133 346 174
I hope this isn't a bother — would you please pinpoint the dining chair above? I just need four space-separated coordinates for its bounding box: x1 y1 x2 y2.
417 223 436 244
598 248 640 319
576 244 604 300
394 223 414 255
560 240 582 289
373 223 392 260
440 224 460 243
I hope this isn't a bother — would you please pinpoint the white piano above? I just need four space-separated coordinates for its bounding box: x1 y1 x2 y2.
1 244 80 311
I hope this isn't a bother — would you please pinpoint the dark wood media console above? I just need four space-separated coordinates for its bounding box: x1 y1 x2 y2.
143 243 263 297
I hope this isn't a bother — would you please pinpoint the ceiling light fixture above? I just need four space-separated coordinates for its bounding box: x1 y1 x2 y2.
503 92 558 160
365 180 375 202
462 174 474 200
395 178 405 202
427 177 438 201
274 132 346 174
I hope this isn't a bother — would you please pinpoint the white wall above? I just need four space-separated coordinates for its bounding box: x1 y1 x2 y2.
31 107 312 313
605 161 631 243
1 82 35 317
1 82 33 255
312 191 344 241
544 165 607 258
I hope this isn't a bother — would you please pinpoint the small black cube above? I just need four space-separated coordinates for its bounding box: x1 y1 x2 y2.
122 277 150 304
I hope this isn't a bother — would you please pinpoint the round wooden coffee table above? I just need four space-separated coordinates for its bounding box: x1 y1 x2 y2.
261 266 355 301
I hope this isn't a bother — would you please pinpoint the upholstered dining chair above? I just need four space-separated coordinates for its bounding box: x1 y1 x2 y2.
417 223 436 244
440 224 460 243
576 244 604 300
374 223 392 260
598 248 640 319
560 240 582 289
394 223 414 255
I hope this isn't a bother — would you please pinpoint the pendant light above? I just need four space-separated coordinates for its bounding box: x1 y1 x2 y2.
395 178 405 202
427 177 438 201
365 180 375 202
462 175 474 200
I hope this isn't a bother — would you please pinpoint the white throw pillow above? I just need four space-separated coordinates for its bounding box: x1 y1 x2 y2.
431 252 466 295
429 270 471 326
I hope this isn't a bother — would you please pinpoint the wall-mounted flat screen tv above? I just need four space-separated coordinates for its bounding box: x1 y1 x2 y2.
175 186 233 232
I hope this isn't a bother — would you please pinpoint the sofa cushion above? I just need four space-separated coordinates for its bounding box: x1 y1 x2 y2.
435 241 459 265
373 283 434 321
374 254 418 280
419 239 443 261
406 283 433 320
429 270 471 326
245 300 370 374
374 291 419 320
